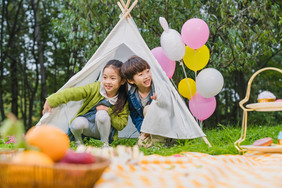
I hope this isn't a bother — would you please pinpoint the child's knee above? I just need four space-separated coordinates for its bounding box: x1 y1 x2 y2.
96 110 110 123
71 116 89 130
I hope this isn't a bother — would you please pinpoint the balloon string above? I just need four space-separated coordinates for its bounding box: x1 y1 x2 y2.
194 49 201 125
194 49 198 80
180 60 193 100
191 49 200 125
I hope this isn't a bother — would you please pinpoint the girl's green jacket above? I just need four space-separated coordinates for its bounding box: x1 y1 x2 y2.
47 81 129 140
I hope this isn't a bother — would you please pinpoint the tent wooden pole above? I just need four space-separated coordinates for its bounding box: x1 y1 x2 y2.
125 0 131 9
123 0 138 18
117 2 125 13
120 0 126 8
202 136 212 147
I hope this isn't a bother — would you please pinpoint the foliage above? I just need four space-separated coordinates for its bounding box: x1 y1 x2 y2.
50 0 282 127
0 0 281 128
0 138 15 149
0 113 31 150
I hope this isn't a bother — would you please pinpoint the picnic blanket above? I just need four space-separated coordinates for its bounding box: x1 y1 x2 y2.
96 152 282 188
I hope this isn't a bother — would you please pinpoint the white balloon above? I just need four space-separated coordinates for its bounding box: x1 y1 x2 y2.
159 17 185 61
159 17 169 31
160 29 186 61
196 68 224 98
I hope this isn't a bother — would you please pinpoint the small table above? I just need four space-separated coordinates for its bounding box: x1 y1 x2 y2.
234 67 282 154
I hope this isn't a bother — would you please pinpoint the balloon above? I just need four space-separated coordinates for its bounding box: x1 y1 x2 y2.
189 92 216 121
160 29 186 61
151 47 176 79
183 45 210 71
159 17 169 31
178 78 196 100
181 18 209 49
160 17 185 61
196 68 224 98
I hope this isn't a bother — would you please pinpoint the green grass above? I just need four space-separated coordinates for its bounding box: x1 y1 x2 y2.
0 138 15 150
78 124 282 156
2 124 281 156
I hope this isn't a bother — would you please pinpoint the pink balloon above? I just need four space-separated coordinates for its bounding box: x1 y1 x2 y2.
151 47 176 79
181 18 209 49
189 92 216 121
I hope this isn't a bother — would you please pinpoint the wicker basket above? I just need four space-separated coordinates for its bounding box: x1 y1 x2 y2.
0 155 110 188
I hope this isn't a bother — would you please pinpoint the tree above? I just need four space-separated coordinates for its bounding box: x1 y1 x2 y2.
1 0 280 128
0 0 61 129
0 0 5 120
3 0 26 117
31 0 47 108
51 0 281 127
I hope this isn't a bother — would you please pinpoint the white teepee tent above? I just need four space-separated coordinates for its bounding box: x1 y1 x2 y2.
37 0 211 146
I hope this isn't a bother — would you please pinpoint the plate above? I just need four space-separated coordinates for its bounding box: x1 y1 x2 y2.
241 144 282 153
246 102 282 111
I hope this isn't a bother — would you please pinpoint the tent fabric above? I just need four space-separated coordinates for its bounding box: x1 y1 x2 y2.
36 16 206 139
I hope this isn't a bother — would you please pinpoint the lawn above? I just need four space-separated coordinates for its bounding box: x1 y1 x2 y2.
1 124 281 156
70 124 282 156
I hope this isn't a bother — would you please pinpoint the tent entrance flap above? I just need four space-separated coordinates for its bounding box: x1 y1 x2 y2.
114 43 135 61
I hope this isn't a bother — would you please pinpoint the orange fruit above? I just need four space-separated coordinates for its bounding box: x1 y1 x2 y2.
12 150 54 166
25 125 69 162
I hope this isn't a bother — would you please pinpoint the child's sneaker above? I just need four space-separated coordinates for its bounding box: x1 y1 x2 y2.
137 133 153 148
102 142 109 148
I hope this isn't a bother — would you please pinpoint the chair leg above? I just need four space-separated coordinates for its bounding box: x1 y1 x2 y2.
234 110 248 154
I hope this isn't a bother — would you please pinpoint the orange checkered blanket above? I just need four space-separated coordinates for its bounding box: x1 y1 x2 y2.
96 152 282 188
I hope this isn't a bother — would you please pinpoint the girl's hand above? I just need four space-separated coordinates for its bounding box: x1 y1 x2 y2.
151 93 157 100
42 100 52 115
96 105 109 111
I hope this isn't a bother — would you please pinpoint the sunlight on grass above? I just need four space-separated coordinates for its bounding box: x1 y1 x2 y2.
109 124 282 156
2 124 281 156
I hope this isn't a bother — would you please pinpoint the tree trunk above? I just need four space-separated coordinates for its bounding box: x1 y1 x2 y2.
234 72 240 124
236 70 246 102
15 51 40 128
0 0 5 120
5 0 24 118
10 57 19 116
31 0 47 109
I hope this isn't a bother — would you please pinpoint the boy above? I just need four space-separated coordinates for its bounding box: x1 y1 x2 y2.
121 56 166 147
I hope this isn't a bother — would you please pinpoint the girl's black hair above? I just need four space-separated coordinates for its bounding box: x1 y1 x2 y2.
103 60 128 115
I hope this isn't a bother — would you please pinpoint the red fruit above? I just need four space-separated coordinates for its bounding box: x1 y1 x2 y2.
59 149 95 164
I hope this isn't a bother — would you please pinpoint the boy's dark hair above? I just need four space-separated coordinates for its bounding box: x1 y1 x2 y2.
121 56 150 81
103 60 128 115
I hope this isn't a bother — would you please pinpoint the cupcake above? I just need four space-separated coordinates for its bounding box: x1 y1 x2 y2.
257 91 276 103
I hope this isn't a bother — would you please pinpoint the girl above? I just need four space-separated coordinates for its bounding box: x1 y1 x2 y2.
42 60 129 146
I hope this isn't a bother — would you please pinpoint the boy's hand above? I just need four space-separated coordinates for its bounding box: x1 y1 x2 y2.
151 93 157 100
42 100 52 115
142 133 150 137
96 105 109 111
